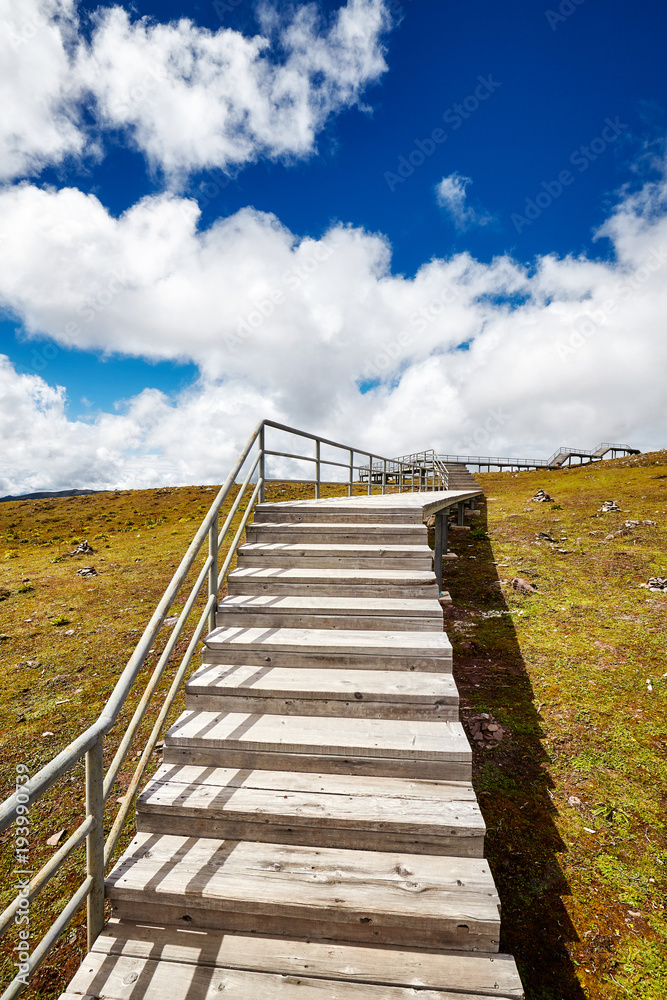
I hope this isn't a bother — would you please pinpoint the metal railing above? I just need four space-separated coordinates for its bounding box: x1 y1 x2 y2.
359 449 449 490
546 442 640 466
0 419 433 998
437 451 551 469
430 443 640 471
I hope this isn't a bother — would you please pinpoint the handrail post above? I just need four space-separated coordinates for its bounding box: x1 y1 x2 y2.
382 458 387 495
315 439 321 499
208 512 219 634
258 424 266 503
86 736 105 951
348 450 354 497
367 456 373 495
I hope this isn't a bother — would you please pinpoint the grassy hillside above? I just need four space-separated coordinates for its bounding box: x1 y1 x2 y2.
0 480 344 996
0 457 665 998
449 450 667 999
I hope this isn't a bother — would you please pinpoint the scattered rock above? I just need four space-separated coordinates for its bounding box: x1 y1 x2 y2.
0 587 11 601
615 519 656 536
467 713 505 746
599 500 621 512
567 796 582 808
510 577 538 594
163 616 179 626
459 640 474 649
70 540 95 556
46 829 66 847
77 566 97 577
0 634 10 641
530 489 554 503
64 629 75 636
639 577 667 592
42 731 54 737
536 532 556 542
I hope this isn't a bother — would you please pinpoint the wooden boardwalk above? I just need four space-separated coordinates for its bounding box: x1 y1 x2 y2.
61 491 523 999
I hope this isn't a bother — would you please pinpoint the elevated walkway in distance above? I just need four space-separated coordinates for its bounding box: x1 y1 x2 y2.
434 441 640 472
60 489 522 1000
547 442 640 467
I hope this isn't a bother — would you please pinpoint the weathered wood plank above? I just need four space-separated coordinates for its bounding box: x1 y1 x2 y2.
246 523 429 545
91 920 524 996
218 595 443 615
205 627 452 656
216 611 442 631
163 746 472 781
135 764 484 855
227 578 440 599
106 834 500 951
203 628 452 673
65 952 509 1000
187 664 457 703
185 665 457 718
239 543 433 558
227 567 438 585
166 711 470 762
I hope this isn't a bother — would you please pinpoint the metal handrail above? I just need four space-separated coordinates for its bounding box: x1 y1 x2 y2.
358 448 449 490
546 442 640 465
0 418 432 998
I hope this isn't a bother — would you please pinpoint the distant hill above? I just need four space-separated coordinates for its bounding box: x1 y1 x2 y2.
0 488 102 503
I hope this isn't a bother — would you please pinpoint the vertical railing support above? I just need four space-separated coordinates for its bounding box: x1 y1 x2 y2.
348 450 354 497
208 512 219 634
86 736 105 952
367 456 372 495
434 512 445 597
258 424 266 503
315 439 321 500
382 459 387 495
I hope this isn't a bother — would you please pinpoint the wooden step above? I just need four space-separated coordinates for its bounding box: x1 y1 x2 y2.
164 710 471 780
236 542 433 570
136 764 484 855
226 566 439 599
185 664 459 719
66 919 523 999
253 507 426 525
203 627 452 670
246 522 429 545
106 834 500 950
215 594 445 631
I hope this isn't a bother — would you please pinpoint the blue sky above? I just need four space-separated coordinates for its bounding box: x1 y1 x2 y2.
1 0 666 490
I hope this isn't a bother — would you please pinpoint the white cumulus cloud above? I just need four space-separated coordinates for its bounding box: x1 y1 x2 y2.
436 172 493 231
0 0 86 181
0 0 390 183
0 158 667 492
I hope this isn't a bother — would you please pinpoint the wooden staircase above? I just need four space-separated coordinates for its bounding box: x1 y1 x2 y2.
61 492 523 1000
441 464 482 492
